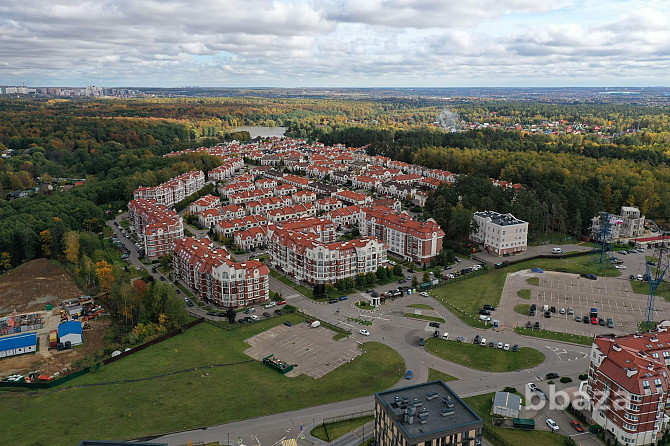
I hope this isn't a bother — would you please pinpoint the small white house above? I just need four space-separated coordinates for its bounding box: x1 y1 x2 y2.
0 332 37 358
58 320 83 346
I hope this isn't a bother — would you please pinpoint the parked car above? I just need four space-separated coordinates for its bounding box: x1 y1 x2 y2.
263 312 271 318
546 419 559 432
550 306 556 313
274 309 282 314
546 372 559 379
615 265 627 269
405 370 413 379
583 316 590 324
407 268 415 273
568 307 574 315
544 311 551 318
328 299 338 304
512 344 519 352
570 420 584 432
283 321 293 327
245 308 256 314
503 344 510 351
479 315 491 321
528 383 538 392
559 308 566 315
277 300 287 305
480 338 487 346
575 316 582 322
418 338 425 346
250 315 259 321
420 292 429 297
398 279 407 284
598 318 606 326
359 329 370 336
429 322 440 328
629 274 635 280
591 317 598 324
339 296 348 300
497 342 503 349
483 305 496 311
637 274 644 281
473 335 480 344
607 318 615 328
526 321 532 328
479 309 491 315
365 289 374 293
264 302 276 309
534 321 540 329
456 336 464 342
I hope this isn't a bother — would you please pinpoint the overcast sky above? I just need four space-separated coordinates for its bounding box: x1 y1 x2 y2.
1 0 669 87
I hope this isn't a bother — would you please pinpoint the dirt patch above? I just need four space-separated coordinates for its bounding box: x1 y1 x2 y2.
0 258 82 314
0 318 112 377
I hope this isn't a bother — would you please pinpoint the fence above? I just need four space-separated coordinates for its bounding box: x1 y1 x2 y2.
483 425 576 446
321 410 374 443
0 318 205 389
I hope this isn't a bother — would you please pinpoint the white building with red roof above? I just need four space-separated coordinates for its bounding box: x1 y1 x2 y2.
335 190 373 206
325 205 363 228
316 197 343 212
234 227 268 251
229 189 274 205
173 237 269 308
128 199 184 260
292 190 317 205
133 170 205 207
360 206 445 264
188 194 220 215
266 203 316 224
587 331 670 445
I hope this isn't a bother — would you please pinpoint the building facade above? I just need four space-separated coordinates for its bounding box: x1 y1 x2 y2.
587 331 670 445
471 211 528 256
128 199 184 260
375 381 483 446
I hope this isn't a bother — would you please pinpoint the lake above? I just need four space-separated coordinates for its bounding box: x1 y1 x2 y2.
233 126 287 138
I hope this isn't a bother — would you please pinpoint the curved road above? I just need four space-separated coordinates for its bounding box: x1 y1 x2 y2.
107 216 591 445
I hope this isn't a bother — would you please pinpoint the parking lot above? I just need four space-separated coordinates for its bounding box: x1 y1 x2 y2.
500 270 670 336
243 323 362 378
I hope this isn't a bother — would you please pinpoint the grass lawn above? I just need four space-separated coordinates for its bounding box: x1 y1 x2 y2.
407 304 434 310
514 327 593 346
526 277 540 286
630 280 670 301
431 254 620 328
514 304 530 315
175 282 194 298
404 313 445 323
428 368 458 382
463 393 572 446
356 301 375 310
0 316 404 445
311 415 374 441
269 269 281 278
517 289 531 299
424 338 544 372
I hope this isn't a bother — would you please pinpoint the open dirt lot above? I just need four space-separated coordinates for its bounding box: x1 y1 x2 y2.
499 270 670 336
244 323 361 378
0 258 82 314
0 318 111 377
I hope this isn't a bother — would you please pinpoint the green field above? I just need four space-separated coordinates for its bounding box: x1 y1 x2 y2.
424 338 544 372
526 277 540 286
514 304 530 315
427 368 458 382
407 303 434 310
514 327 593 346
431 254 620 328
311 415 374 441
517 289 531 299
404 313 445 323
0 316 404 445
463 393 573 446
630 280 670 301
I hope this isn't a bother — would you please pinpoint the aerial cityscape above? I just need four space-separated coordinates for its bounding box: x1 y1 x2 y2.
1 2 670 446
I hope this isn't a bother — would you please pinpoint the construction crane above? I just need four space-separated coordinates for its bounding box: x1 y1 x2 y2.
644 246 669 331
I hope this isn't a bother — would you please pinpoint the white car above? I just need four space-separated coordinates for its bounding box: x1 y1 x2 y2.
497 342 503 349
546 419 559 431
420 292 429 297
528 383 538 392
637 274 644 281
387 260 396 266
615 265 626 269
359 329 370 336
264 302 276 309
250 315 259 320
480 338 487 345
479 315 491 321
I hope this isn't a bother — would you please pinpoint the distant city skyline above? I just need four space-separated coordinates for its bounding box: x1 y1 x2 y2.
1 0 669 87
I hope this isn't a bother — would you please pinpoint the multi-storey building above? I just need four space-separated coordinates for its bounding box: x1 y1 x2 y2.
375 381 483 446
229 189 274 205
133 171 205 207
335 190 373 206
591 206 646 242
471 211 528 256
208 158 244 181
128 199 184 260
587 331 670 445
234 227 268 251
266 225 386 285
266 203 316 224
281 217 336 243
219 181 255 198
361 207 445 264
325 205 363 228
188 195 220 214
316 197 343 212
292 190 317 205
173 237 269 308
216 215 267 238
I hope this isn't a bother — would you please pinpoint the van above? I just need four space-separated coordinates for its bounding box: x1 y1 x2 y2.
543 304 549 312
552 248 563 254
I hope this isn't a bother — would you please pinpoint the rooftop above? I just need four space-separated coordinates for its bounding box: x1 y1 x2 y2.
375 381 481 440
475 211 527 226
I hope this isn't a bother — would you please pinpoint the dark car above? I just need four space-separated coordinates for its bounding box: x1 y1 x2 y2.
488 341 495 348
544 311 551 318
473 335 480 344
479 309 491 315
207 311 217 316
512 344 519 352
418 338 425 346
546 372 560 380
598 318 606 326
274 309 282 314
429 322 440 328
186 301 194 307
217 312 226 317
433 330 439 338
263 312 271 317
283 321 293 327
160 276 166 281
175 289 181 294
529 310 535 316
483 305 496 311
530 304 537 311
407 268 415 273
398 279 407 284
339 296 348 301
328 299 338 304
534 322 540 329
550 306 556 313
238 319 246 324
629 274 635 280
526 321 532 328
365 289 374 293
583 316 590 324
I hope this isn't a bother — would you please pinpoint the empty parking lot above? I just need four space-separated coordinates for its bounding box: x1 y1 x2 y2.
244 323 361 378
499 270 669 336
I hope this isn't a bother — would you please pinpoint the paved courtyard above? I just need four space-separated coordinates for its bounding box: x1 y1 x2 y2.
244 323 362 379
498 270 670 336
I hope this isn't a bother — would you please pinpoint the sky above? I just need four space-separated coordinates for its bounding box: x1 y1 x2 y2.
1 0 670 87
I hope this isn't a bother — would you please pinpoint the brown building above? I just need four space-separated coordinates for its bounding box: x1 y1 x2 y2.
375 381 482 446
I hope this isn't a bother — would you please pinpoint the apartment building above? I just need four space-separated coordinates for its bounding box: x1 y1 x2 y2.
281 217 336 243
361 207 445 264
620 207 645 238
245 196 291 216
292 190 317 205
188 194 220 214
127 199 184 260
316 197 343 212
471 211 528 256
215 215 267 238
234 227 268 251
173 237 269 308
208 158 244 181
133 170 205 207
266 225 387 285
335 190 373 206
229 189 274 205
587 331 670 445
219 181 255 198
266 203 316 224
375 381 483 446
325 205 363 228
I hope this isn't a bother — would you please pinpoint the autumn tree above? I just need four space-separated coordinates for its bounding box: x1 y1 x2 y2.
0 252 12 270
95 260 114 293
38 229 54 258
64 231 80 264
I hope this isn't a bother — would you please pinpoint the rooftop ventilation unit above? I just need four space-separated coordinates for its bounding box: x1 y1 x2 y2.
613 344 622 352
441 407 455 417
426 392 438 401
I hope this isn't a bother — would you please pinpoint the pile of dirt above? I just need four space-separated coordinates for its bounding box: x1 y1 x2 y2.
0 258 82 314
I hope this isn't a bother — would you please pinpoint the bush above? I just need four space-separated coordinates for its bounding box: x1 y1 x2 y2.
579 374 588 380
503 386 517 393
283 304 297 313
560 376 573 383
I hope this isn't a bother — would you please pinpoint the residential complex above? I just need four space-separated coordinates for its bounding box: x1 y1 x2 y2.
587 330 670 445
134 170 205 208
590 206 646 242
173 237 270 308
471 211 528 256
360 206 445 264
128 199 184 260
375 381 483 446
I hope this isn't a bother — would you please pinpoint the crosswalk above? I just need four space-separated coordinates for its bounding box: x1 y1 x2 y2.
284 293 301 300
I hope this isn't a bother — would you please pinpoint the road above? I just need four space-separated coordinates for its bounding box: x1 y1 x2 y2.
108 216 592 445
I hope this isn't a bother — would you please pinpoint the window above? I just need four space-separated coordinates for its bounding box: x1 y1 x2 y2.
622 423 637 431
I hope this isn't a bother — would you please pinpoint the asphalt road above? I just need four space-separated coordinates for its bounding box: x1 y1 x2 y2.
107 217 593 446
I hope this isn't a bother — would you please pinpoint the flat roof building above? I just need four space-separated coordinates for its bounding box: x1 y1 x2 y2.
375 381 483 446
